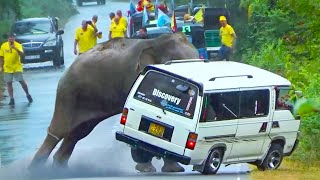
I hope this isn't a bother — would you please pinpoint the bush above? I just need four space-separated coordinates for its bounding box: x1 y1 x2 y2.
240 0 320 163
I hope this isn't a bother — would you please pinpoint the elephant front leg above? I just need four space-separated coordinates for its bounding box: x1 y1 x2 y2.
52 137 77 168
29 133 61 170
161 158 185 172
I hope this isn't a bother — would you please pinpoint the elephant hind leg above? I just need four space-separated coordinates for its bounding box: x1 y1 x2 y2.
52 113 108 167
29 132 61 169
52 137 76 168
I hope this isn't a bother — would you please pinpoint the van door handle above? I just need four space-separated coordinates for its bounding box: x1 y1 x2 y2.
129 108 135 111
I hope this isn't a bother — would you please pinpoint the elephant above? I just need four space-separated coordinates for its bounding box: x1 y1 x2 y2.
29 33 199 172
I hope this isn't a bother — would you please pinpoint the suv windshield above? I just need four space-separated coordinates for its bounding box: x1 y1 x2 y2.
134 71 198 119
13 21 52 35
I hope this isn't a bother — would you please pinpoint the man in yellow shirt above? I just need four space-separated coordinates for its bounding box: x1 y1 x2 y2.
217 16 237 61
0 33 33 105
116 10 128 29
109 16 127 39
91 15 102 45
74 20 98 55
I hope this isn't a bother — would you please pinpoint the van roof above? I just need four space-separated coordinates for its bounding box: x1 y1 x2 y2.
148 60 291 91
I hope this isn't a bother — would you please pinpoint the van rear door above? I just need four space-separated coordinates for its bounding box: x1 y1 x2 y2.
123 70 202 155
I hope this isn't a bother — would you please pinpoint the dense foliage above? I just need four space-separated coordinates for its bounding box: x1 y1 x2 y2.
239 0 320 163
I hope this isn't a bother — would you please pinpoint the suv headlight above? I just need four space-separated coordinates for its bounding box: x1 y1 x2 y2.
43 39 57 47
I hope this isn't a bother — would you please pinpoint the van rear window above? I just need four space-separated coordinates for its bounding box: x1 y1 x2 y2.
134 71 198 119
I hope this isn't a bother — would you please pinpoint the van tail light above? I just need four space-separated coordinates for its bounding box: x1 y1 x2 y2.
120 108 128 125
186 132 198 150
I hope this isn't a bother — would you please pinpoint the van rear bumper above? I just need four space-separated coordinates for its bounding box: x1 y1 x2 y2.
116 131 191 165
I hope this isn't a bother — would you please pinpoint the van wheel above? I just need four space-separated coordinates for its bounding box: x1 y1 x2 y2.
202 148 223 174
131 147 153 163
257 143 283 171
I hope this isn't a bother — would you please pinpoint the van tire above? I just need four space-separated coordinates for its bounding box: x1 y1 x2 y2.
202 148 223 174
257 143 283 171
131 147 153 163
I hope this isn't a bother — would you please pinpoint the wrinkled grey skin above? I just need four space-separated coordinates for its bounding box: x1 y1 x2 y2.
29 33 199 170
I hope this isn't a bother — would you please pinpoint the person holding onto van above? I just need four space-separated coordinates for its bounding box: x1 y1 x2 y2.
0 33 33 105
108 16 127 39
217 16 237 61
74 20 98 55
91 15 102 45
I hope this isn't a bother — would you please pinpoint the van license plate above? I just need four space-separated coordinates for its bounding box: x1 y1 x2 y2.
148 123 165 137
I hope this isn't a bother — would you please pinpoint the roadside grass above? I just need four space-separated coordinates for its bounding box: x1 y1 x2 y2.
250 159 320 180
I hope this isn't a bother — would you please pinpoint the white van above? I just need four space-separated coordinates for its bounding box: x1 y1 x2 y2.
116 60 300 174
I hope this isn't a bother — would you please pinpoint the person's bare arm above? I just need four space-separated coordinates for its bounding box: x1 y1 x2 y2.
74 40 78 55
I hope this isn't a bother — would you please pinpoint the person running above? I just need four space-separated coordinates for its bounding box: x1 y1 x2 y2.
108 16 127 39
217 16 237 61
74 20 98 55
91 15 102 45
0 33 33 105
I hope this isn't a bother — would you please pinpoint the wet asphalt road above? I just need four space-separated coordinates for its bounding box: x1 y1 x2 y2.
0 1 250 179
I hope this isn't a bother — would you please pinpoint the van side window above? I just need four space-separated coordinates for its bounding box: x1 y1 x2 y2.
200 92 240 122
275 87 294 112
240 90 270 118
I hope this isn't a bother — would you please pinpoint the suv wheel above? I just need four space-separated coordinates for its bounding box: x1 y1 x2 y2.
257 143 283 171
53 46 64 67
202 148 223 174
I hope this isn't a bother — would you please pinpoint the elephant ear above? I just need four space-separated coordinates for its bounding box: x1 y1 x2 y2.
136 47 157 72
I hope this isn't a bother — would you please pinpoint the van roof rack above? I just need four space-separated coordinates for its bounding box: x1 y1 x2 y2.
165 59 210 65
209 75 253 81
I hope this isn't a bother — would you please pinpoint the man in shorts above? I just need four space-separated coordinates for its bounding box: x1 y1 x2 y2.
0 33 33 105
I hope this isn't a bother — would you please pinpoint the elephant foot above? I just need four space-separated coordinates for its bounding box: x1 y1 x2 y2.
161 159 185 172
52 157 69 169
135 162 156 172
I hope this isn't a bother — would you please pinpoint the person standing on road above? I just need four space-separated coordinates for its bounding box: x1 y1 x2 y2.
74 20 98 55
91 15 102 45
217 16 237 61
0 33 33 105
108 16 127 39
